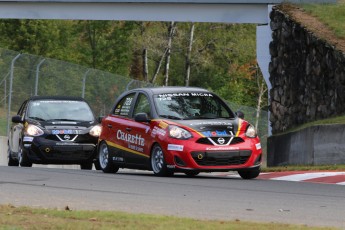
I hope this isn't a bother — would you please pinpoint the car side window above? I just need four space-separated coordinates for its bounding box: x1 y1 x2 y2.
17 101 28 119
113 93 136 117
133 93 151 118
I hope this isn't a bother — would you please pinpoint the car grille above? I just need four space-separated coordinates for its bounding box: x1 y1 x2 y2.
191 150 251 166
196 136 244 145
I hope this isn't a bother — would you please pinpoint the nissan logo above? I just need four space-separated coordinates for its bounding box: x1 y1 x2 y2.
64 135 71 140
217 137 225 145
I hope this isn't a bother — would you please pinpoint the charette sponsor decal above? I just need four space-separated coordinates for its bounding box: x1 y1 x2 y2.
117 129 145 152
167 144 184 151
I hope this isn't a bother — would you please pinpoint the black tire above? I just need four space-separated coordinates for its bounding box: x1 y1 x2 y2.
93 160 101 170
150 144 173 177
238 167 260 180
18 142 32 167
98 141 119 173
80 162 93 170
185 171 199 177
7 145 19 167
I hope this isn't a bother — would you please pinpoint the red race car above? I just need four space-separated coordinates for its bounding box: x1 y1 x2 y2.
98 87 262 179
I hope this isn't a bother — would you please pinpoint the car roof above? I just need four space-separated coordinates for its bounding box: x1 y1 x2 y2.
135 86 211 95
28 96 86 101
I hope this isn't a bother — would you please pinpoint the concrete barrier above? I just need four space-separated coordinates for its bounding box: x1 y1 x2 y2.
267 124 345 166
0 136 7 166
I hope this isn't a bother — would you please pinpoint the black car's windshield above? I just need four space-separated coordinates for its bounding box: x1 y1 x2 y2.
153 92 234 120
27 100 94 122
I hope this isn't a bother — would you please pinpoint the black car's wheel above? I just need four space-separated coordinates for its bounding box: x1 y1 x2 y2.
185 171 199 177
18 143 32 167
98 141 119 173
93 160 101 170
80 162 93 170
150 144 173 177
7 145 19 166
238 167 260 179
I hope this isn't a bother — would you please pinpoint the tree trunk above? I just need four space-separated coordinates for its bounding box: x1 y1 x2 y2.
150 48 168 84
255 65 268 132
164 21 176 86
142 48 148 82
185 23 195 86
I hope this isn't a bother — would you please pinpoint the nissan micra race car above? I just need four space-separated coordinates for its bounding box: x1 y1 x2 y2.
98 87 262 179
8 96 101 169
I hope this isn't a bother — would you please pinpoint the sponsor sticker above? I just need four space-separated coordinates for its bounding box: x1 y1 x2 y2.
167 144 184 151
202 130 229 137
52 129 74 135
255 143 261 150
23 136 34 142
151 126 167 138
206 146 239 151
158 121 168 129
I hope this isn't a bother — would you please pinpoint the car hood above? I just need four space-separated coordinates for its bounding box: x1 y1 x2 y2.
28 119 96 129
172 118 244 137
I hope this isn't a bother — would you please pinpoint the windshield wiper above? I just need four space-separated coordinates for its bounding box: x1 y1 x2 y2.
47 119 82 122
28 116 46 121
159 115 183 120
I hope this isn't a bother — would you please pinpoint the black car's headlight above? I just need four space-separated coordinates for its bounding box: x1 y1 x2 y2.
168 125 192 139
89 124 102 137
25 124 44 136
245 124 257 138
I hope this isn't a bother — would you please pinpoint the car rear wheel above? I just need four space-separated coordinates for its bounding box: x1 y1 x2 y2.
7 145 19 166
150 144 173 177
238 167 260 179
80 162 93 170
18 143 32 167
98 141 119 173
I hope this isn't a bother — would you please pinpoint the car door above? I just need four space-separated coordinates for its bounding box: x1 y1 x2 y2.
102 92 137 165
10 100 28 155
124 92 153 166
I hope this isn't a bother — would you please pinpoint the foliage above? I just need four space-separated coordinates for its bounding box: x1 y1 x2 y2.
0 20 266 109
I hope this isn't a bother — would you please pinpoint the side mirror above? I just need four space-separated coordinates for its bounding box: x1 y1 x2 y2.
134 113 151 122
236 110 244 119
12 115 23 123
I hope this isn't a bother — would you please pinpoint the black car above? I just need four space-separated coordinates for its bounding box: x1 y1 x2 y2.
7 96 102 169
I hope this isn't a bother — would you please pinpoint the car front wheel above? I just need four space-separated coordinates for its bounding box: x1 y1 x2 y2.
7 145 19 166
80 162 93 170
150 144 173 177
98 141 119 173
238 167 260 179
18 143 32 167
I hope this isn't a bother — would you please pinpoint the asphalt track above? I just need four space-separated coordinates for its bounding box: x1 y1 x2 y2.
0 166 345 228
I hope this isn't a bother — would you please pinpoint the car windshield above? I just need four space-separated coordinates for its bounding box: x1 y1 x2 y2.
153 92 234 120
27 100 94 122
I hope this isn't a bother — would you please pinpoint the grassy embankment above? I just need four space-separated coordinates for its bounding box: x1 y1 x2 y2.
0 204 337 230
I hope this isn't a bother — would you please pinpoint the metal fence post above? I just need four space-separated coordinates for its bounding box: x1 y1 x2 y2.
7 53 21 136
82 69 91 98
34 58 45 96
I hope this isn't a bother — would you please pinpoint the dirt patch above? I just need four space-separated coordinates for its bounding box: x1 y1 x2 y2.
278 4 345 53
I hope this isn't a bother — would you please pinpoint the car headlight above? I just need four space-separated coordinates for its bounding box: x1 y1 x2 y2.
25 124 44 136
169 125 192 140
245 124 257 138
89 124 102 137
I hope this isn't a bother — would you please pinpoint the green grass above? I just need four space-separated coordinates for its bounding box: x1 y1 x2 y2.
263 164 345 172
301 1 345 39
272 115 345 136
0 204 337 230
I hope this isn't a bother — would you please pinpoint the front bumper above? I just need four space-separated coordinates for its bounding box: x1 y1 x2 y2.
24 137 97 164
164 139 262 172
